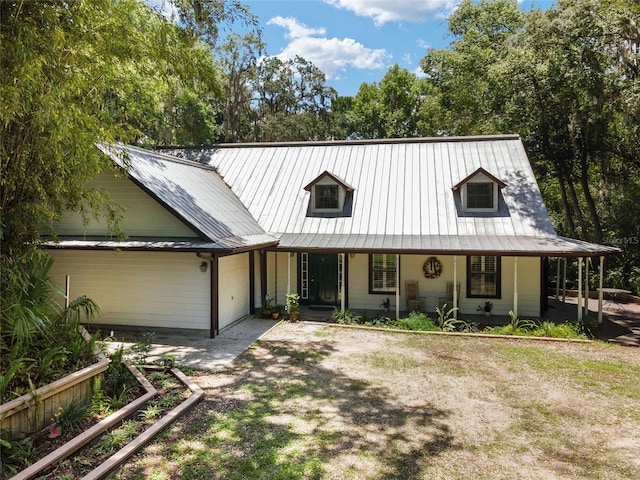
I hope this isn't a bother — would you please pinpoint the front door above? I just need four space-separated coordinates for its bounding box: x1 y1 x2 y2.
304 253 338 306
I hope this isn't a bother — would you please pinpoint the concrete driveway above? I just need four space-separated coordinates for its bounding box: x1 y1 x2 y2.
102 317 280 370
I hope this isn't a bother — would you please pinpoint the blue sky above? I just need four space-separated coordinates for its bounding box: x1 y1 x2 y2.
148 0 554 97
243 0 554 97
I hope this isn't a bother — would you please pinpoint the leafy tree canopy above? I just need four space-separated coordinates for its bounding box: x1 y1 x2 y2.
0 0 254 257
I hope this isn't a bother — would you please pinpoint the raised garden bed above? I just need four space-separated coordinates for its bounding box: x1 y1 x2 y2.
7 365 203 480
1 329 109 441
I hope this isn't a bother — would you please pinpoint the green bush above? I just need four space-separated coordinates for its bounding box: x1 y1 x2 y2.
394 312 440 331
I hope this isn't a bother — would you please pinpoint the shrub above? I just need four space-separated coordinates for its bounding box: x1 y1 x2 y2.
394 312 439 331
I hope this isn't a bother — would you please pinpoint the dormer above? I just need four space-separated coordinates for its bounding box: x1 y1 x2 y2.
304 171 354 217
452 167 506 213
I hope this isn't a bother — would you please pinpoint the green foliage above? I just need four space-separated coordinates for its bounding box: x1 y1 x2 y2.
285 293 300 314
0 0 255 256
394 312 440 331
331 308 360 325
418 0 640 256
435 304 461 331
54 400 91 433
0 251 101 403
0 434 36 475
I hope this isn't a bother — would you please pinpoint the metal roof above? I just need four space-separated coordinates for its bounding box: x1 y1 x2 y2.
166 135 618 256
275 234 618 257
98 144 278 252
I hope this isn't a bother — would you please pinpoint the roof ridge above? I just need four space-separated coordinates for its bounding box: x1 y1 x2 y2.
156 134 521 150
111 144 219 172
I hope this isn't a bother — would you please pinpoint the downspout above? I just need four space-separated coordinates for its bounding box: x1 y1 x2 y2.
287 252 291 295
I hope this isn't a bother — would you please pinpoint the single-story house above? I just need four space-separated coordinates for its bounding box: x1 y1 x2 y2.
46 135 618 337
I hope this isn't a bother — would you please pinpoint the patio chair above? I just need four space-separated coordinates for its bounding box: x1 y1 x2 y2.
406 281 426 313
438 282 460 310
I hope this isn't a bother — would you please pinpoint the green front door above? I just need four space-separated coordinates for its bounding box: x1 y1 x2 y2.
305 253 338 306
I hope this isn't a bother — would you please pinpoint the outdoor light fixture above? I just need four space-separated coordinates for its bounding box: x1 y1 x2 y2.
349 253 355 258
199 261 208 272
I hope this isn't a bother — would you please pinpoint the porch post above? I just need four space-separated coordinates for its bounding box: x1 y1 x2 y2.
598 256 604 324
584 258 590 319
287 252 291 295
513 257 519 318
555 258 560 299
395 254 400 320
340 253 345 313
577 257 583 321
453 255 458 319
562 257 567 302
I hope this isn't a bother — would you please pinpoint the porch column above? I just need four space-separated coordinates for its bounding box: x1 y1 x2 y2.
340 253 345 313
555 258 560 299
210 255 219 338
584 258 590 319
598 256 604 324
513 257 519 318
453 255 458 319
562 257 567 302
577 257 583 321
287 253 291 295
395 254 400 319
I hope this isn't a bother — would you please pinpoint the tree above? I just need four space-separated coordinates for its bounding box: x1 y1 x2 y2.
0 0 253 256
350 65 442 139
419 0 640 253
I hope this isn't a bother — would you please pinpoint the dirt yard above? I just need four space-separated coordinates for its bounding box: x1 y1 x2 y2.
114 322 640 480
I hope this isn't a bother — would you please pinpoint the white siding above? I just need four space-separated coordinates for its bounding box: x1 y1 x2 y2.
54 171 197 238
48 250 210 330
218 253 251 329
345 254 540 317
260 252 298 307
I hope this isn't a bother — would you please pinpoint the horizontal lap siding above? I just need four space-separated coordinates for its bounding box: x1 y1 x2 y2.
54 171 197 237
218 253 250 329
48 250 209 330
346 254 540 317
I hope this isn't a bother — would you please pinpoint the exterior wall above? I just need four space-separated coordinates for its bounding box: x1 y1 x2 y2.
345 254 541 318
48 250 210 330
218 253 251 329
54 170 197 238
260 251 297 307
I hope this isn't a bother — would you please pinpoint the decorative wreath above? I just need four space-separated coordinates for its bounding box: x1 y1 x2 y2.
422 257 443 279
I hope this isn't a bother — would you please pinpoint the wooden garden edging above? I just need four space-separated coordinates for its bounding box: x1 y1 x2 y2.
0 328 110 439
10 363 156 480
81 366 204 480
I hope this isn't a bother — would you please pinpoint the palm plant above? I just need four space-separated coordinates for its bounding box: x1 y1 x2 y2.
1 251 101 402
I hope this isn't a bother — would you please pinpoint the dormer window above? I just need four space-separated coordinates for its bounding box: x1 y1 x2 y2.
316 185 339 209
467 182 495 209
304 171 355 217
452 167 505 214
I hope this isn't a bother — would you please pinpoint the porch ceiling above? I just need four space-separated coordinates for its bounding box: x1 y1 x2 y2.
274 233 620 257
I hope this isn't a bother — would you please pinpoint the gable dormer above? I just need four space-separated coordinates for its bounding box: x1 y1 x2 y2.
304 171 354 217
452 167 506 213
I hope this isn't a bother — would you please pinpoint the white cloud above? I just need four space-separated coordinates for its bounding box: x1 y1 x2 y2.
267 16 326 39
144 0 179 19
267 16 390 79
325 0 457 26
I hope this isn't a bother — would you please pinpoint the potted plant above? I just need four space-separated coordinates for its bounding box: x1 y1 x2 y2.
477 301 494 316
272 304 285 319
261 295 273 319
286 293 300 322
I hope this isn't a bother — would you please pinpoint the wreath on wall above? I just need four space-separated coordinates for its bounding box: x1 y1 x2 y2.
422 257 443 279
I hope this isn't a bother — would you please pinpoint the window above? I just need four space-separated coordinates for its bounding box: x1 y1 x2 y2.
467 256 501 298
466 182 494 209
315 185 339 209
369 254 397 293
